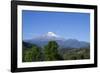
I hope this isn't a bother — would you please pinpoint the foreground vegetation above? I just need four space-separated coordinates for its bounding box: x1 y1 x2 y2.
22 41 90 62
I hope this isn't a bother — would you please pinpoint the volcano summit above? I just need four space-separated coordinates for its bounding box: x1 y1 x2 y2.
24 32 89 49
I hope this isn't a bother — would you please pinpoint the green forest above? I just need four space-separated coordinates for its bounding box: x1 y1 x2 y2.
22 41 90 62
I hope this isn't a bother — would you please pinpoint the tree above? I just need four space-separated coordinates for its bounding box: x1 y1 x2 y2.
24 49 33 62
44 41 63 61
31 45 41 61
23 45 42 62
80 54 84 59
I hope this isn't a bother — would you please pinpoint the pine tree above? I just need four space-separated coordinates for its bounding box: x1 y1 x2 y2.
44 41 63 61
23 45 41 62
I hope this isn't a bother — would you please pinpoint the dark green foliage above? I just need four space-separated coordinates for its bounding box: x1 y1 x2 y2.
71 56 77 60
23 44 42 62
44 41 63 61
23 49 33 62
63 48 90 60
22 41 90 62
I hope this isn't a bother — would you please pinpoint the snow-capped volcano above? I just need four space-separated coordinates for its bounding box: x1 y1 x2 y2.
32 32 63 41
24 32 89 48
45 32 58 37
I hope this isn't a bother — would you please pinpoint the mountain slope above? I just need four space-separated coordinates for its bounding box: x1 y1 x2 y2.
24 32 89 49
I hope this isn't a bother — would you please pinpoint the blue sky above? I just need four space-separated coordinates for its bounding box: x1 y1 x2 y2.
22 10 90 42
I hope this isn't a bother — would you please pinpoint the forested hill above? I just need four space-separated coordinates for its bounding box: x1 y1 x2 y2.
22 41 90 62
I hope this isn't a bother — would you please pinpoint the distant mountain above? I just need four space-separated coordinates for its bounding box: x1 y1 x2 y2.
23 32 89 49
